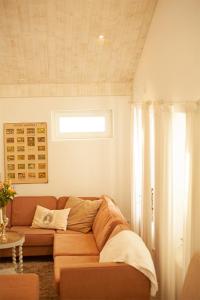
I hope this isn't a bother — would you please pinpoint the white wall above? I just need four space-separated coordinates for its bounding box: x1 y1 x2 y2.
0 96 131 220
132 0 200 293
133 0 200 252
133 0 200 102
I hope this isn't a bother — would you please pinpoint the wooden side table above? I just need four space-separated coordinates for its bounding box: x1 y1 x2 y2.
0 231 25 272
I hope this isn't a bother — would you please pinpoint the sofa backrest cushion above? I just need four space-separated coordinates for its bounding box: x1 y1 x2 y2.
12 196 57 226
57 197 69 209
108 223 131 240
92 198 127 251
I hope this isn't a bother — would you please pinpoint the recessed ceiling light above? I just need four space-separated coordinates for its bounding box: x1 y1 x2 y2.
98 35 104 40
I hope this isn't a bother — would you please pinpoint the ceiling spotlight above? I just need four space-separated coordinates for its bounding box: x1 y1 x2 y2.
98 35 104 40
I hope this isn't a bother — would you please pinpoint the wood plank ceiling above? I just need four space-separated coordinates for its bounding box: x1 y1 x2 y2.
0 0 157 85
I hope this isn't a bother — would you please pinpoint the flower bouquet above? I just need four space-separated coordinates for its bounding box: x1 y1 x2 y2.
0 179 16 242
0 179 16 208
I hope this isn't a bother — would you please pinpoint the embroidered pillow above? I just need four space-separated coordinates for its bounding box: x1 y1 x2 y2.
32 205 70 230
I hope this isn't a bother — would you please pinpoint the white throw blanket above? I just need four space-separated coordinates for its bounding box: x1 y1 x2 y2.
99 230 158 297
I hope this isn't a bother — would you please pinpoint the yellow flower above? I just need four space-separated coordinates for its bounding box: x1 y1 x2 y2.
8 187 15 193
0 179 16 207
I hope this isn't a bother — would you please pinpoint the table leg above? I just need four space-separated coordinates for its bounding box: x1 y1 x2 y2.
18 245 23 273
12 246 17 271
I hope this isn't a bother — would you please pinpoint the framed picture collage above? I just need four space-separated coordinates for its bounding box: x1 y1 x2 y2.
4 122 48 184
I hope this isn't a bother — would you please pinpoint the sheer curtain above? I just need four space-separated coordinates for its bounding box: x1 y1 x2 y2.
131 101 198 300
131 103 152 250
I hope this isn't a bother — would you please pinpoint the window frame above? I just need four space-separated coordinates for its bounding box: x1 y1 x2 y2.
51 109 113 140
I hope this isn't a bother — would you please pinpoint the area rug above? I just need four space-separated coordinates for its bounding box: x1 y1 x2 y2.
0 256 58 300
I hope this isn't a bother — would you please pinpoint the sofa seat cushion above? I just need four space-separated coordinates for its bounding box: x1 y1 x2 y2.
54 255 99 290
11 226 55 246
54 233 99 256
92 198 128 251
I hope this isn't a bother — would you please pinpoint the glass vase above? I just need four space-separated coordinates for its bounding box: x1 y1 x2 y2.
0 206 8 243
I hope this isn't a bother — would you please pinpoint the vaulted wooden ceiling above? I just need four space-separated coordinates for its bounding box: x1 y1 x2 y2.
0 0 157 85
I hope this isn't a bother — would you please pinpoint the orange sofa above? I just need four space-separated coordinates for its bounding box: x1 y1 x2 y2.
0 196 151 300
0 196 58 256
54 224 150 300
0 196 100 257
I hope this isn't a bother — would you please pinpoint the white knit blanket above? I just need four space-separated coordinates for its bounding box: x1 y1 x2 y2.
99 230 158 296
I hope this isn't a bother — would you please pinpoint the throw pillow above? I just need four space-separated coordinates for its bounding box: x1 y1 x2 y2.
100 194 117 204
32 205 71 230
64 196 102 233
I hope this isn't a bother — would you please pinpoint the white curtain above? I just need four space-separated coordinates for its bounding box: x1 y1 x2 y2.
131 101 198 300
131 103 152 250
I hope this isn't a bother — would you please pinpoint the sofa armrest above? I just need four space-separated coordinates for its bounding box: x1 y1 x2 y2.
0 273 39 300
60 262 150 300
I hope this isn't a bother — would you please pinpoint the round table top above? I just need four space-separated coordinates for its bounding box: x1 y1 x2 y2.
0 231 25 249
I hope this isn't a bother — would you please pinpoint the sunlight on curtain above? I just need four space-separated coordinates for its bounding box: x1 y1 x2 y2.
150 108 155 250
132 106 143 235
172 112 187 299
131 102 197 300
131 104 156 250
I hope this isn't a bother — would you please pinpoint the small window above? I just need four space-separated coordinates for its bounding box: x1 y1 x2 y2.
52 110 113 140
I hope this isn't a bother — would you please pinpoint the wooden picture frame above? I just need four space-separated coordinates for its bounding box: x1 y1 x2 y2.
4 122 48 184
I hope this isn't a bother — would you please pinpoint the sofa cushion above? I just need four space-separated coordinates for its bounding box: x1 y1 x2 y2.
54 233 99 256
12 196 57 226
57 196 100 209
108 223 131 240
57 197 69 209
64 196 102 233
54 255 99 291
31 205 70 230
11 226 55 246
92 198 127 251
